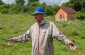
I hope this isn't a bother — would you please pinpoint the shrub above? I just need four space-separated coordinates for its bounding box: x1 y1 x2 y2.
45 6 54 15
29 2 40 6
76 12 85 20
0 5 10 14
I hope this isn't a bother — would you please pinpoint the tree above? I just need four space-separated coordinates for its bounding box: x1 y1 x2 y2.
15 0 25 6
0 0 4 5
69 0 85 12
28 0 39 4
61 0 85 12
29 0 39 2
80 0 85 13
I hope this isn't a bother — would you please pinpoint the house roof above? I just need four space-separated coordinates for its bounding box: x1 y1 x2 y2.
59 7 76 13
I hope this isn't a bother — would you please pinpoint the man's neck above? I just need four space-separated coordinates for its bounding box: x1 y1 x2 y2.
38 19 46 26
38 19 44 25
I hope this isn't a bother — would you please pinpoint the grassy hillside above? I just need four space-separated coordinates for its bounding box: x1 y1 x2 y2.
0 14 85 55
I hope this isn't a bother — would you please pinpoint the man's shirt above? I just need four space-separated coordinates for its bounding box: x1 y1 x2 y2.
11 19 72 55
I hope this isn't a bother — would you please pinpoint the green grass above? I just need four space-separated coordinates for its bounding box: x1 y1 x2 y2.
0 13 85 55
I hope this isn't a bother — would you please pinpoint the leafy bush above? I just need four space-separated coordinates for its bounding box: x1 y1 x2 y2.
10 4 22 14
76 12 85 20
44 6 55 15
0 5 10 14
29 2 40 6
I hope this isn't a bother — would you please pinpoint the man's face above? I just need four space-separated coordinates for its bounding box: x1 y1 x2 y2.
34 14 44 23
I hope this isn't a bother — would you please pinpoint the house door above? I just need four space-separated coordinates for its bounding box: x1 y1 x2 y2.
60 14 63 21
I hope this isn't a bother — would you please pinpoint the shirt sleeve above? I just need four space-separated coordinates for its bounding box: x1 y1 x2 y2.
50 22 73 45
11 28 31 42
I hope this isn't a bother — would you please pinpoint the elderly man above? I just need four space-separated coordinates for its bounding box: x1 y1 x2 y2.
8 6 76 55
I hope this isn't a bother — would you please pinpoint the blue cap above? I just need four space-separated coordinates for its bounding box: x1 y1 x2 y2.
34 6 45 14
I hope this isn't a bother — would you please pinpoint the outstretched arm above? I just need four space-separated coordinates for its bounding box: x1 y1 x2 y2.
8 29 31 45
50 22 76 50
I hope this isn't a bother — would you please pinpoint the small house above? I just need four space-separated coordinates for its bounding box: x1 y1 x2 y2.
55 7 76 21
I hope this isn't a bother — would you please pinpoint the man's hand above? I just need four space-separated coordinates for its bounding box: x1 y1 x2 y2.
69 43 76 50
8 39 15 46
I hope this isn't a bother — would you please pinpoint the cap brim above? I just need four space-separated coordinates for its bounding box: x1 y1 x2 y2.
33 12 45 15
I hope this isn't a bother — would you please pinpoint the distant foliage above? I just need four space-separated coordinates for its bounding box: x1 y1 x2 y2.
0 0 4 5
9 4 22 14
29 0 39 3
15 0 25 6
45 6 54 15
61 0 85 13
0 0 84 16
0 1 59 15
76 12 85 20
0 5 10 14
